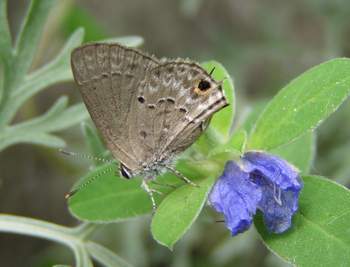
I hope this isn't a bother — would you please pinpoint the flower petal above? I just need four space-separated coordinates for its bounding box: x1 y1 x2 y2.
242 151 302 191
259 186 300 233
209 161 262 235
242 151 303 233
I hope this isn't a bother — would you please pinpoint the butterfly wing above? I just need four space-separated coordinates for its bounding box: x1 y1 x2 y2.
157 62 228 155
71 43 159 171
127 61 228 166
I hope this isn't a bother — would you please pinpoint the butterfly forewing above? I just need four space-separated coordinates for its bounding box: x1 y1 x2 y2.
71 43 159 171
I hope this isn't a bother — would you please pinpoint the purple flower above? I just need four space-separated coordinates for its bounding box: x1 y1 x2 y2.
208 151 303 235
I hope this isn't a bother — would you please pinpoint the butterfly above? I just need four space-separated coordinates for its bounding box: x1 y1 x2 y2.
70 43 228 209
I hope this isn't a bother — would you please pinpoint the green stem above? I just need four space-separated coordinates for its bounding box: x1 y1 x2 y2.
0 215 129 267
0 214 81 248
87 241 133 267
73 222 102 240
0 215 94 267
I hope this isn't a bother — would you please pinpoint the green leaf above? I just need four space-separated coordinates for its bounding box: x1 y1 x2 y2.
0 131 65 151
193 127 223 156
68 164 170 222
45 103 88 132
14 27 84 97
68 164 180 222
0 64 5 111
239 101 315 172
176 157 221 181
201 61 235 141
99 36 144 48
271 132 316 173
240 100 268 135
15 96 69 129
0 98 88 150
86 241 133 267
0 0 12 63
0 28 84 128
151 176 216 249
248 58 350 150
228 129 247 153
207 129 247 158
255 175 350 266
24 133 65 148
13 0 55 83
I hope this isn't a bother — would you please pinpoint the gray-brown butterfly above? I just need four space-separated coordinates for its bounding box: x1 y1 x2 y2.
70 43 228 210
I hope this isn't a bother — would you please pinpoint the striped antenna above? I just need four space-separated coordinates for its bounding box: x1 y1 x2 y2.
209 66 216 76
59 149 113 164
65 164 115 199
59 149 116 199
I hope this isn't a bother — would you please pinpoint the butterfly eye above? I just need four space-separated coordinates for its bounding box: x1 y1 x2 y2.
198 80 211 91
120 164 132 179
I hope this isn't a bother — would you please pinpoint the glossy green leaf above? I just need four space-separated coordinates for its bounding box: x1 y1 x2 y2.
151 176 216 249
67 147 218 223
68 164 174 222
240 101 315 172
255 175 350 266
68 164 150 222
201 61 235 141
249 58 350 150
271 132 316 173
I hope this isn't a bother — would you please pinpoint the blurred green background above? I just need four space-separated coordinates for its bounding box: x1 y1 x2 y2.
1 0 350 266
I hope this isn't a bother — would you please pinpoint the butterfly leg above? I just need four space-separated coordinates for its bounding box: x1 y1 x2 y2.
165 166 199 187
141 179 157 213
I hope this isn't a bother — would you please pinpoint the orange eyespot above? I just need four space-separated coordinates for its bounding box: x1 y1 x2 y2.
194 79 212 95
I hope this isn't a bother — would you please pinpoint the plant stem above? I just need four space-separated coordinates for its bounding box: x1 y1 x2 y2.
0 215 130 267
0 214 81 248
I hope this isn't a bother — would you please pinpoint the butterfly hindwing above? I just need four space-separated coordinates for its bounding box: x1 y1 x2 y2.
128 61 228 165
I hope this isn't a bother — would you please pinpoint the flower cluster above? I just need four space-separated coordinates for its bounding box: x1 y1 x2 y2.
209 151 303 235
